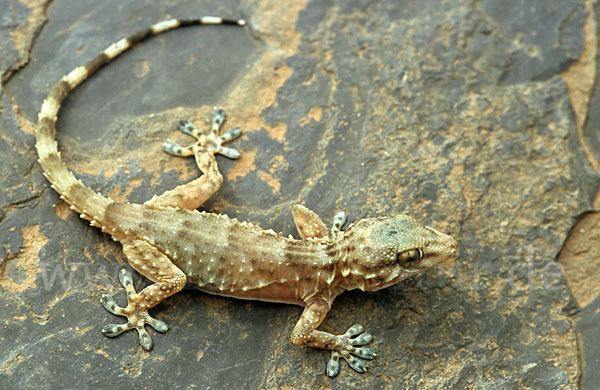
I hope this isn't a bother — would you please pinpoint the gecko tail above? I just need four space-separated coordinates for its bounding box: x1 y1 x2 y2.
35 16 246 222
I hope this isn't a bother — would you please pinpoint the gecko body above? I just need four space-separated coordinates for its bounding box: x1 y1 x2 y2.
34 16 457 377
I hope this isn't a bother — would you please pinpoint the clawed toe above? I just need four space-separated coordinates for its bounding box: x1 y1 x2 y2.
163 141 193 157
344 352 367 373
327 351 342 377
214 145 240 159
219 126 241 143
101 322 130 338
214 127 242 158
177 119 201 138
100 294 122 316
212 108 225 132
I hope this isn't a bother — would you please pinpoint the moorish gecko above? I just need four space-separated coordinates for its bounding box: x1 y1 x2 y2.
34 16 458 377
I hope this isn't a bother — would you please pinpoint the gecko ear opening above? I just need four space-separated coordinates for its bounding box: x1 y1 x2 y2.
396 248 423 268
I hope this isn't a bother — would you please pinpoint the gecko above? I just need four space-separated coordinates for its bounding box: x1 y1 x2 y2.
34 16 458 377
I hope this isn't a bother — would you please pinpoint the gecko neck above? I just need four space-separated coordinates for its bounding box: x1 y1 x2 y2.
332 236 369 292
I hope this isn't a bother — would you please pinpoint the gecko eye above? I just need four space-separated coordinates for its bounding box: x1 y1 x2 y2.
396 249 423 268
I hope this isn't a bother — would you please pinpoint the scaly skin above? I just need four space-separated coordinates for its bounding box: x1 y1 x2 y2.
34 16 458 377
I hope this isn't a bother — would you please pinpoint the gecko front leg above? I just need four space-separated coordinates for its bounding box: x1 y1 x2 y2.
291 299 376 377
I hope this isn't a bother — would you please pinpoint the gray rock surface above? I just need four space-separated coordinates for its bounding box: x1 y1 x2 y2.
1 0 598 389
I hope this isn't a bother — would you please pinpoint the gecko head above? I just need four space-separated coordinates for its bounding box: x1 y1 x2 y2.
339 215 457 291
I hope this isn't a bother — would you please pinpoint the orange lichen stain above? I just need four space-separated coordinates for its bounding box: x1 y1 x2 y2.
223 60 293 144
196 350 204 360
54 201 73 221
258 170 281 193
106 177 144 202
9 22 27 54
199 295 231 322
106 185 124 201
0 225 45 293
76 325 93 335
268 154 288 174
557 212 600 308
302 72 317 86
267 122 287 144
14 103 35 136
150 354 165 362
124 177 143 196
251 0 308 52
227 148 257 181
13 314 26 321
298 106 323 126
121 366 143 378
133 60 150 78
8 0 47 58
561 0 599 174
71 157 120 180
199 294 230 310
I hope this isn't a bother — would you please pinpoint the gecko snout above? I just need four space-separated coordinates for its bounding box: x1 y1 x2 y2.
449 237 458 253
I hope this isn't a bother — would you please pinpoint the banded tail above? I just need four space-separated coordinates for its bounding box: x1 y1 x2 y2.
35 17 246 223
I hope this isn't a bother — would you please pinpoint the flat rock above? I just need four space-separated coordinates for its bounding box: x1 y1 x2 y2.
1 0 598 389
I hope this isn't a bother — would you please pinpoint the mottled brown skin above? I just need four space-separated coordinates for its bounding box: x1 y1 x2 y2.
33 17 458 377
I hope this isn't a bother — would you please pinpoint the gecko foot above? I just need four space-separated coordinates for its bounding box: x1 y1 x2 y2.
326 324 376 377
331 211 347 239
163 109 242 159
100 269 168 351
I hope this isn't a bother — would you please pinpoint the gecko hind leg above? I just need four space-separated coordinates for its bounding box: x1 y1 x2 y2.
100 269 168 350
100 239 186 350
148 109 243 210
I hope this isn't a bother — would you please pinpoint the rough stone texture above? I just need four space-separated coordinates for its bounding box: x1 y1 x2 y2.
578 294 600 390
583 0 600 165
1 0 599 389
